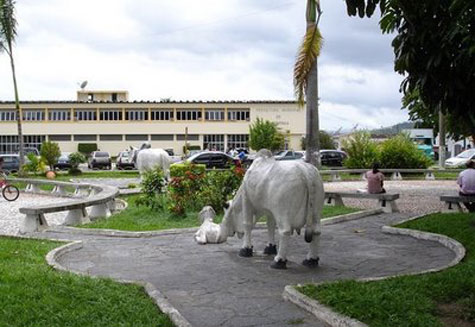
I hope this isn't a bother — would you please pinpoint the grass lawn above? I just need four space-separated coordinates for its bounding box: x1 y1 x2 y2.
82 195 359 231
297 213 475 327
0 237 173 327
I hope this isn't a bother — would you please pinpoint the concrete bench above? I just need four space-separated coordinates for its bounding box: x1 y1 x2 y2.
18 181 119 234
440 194 475 213
325 192 400 213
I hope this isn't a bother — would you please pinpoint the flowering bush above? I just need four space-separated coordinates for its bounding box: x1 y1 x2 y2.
168 163 206 215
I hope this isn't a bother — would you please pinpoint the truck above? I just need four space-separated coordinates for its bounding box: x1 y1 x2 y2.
403 129 435 159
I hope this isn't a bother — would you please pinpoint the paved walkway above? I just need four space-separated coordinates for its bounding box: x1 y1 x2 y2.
3 180 461 326
40 212 455 327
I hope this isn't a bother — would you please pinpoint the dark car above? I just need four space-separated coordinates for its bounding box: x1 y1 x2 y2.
185 151 240 169
116 151 135 170
54 152 72 170
0 154 20 174
320 150 347 167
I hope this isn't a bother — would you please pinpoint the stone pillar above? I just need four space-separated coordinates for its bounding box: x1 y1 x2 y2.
89 203 111 220
64 207 90 225
20 213 48 234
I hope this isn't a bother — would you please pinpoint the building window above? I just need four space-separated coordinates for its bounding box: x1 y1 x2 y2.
0 110 17 121
0 135 45 154
176 109 202 121
23 110 45 121
125 134 148 141
151 109 173 121
88 94 94 102
74 135 97 141
75 110 97 121
100 109 122 121
48 110 71 121
126 109 148 121
204 134 224 151
151 134 174 141
111 93 118 102
100 134 123 141
49 135 71 142
227 134 249 150
176 134 199 141
228 109 250 121
205 109 224 121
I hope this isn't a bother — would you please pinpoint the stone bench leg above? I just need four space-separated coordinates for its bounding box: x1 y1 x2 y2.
425 172 435 180
52 185 67 196
391 172 403 180
378 199 400 213
64 207 90 225
20 213 48 234
89 203 111 220
326 195 344 206
442 201 464 213
361 173 367 181
331 173 341 182
26 183 41 193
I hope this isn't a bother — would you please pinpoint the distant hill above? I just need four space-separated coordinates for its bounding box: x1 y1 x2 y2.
370 121 415 137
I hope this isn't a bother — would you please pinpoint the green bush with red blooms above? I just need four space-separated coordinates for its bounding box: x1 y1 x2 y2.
167 163 245 215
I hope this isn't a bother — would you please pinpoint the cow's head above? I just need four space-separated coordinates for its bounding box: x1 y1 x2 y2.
221 199 245 238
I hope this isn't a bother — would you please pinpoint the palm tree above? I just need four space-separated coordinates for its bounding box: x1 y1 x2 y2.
294 0 323 167
0 0 24 167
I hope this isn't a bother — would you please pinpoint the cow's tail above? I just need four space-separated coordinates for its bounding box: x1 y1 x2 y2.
304 166 317 243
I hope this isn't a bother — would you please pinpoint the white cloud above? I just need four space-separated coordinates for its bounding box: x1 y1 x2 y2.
0 0 409 130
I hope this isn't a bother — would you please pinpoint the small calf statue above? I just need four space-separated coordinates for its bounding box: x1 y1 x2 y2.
194 206 227 244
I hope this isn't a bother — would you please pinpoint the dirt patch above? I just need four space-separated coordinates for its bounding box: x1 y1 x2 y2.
437 303 475 327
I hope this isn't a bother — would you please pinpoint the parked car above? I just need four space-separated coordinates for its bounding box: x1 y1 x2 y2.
116 151 135 170
445 149 475 168
88 151 112 170
320 150 347 167
0 154 20 174
184 151 240 169
274 150 304 161
54 152 72 170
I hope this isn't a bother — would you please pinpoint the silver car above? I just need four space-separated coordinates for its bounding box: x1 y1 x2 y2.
88 151 112 170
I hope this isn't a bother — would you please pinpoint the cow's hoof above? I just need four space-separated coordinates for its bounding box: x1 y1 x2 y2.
270 259 287 270
263 244 277 255
239 247 253 257
302 257 319 268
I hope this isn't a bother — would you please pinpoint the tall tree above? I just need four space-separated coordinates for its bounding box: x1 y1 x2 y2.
0 0 24 167
294 0 323 167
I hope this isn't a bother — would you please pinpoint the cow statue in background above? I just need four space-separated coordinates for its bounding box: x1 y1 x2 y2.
194 149 325 269
129 143 171 179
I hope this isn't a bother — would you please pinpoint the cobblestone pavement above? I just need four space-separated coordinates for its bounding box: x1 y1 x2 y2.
50 212 454 327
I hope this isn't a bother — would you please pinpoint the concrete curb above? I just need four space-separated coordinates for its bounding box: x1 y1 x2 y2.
45 240 192 327
44 209 381 238
283 212 467 327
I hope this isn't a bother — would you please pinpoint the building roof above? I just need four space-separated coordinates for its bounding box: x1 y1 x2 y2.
0 100 299 105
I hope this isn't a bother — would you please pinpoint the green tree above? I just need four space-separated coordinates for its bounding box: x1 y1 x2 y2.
379 133 432 169
341 131 379 169
0 0 24 167
294 0 323 167
301 131 336 150
68 152 86 175
40 141 61 170
248 118 285 151
345 0 475 125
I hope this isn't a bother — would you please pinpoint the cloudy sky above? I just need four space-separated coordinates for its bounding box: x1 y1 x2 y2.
0 0 410 131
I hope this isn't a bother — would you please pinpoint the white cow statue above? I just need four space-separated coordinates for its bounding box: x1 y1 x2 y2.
131 143 171 179
194 149 325 269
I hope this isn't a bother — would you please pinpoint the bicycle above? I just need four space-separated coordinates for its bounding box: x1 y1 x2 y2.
0 171 20 202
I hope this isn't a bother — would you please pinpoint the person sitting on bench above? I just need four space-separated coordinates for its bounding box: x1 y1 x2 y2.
457 160 475 211
365 162 386 194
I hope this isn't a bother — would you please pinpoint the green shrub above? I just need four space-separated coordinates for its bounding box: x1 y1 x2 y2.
40 141 61 170
136 167 166 210
78 143 98 155
249 118 285 151
23 153 47 175
341 131 379 169
168 163 206 215
196 166 245 213
68 152 87 175
379 133 432 169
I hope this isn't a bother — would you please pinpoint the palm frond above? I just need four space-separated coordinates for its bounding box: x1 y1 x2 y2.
0 0 17 49
294 25 323 107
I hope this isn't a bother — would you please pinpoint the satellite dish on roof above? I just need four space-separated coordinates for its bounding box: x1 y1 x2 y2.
80 81 88 89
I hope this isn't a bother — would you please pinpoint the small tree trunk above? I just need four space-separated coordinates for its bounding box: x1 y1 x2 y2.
9 51 25 168
305 58 320 168
438 109 446 168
